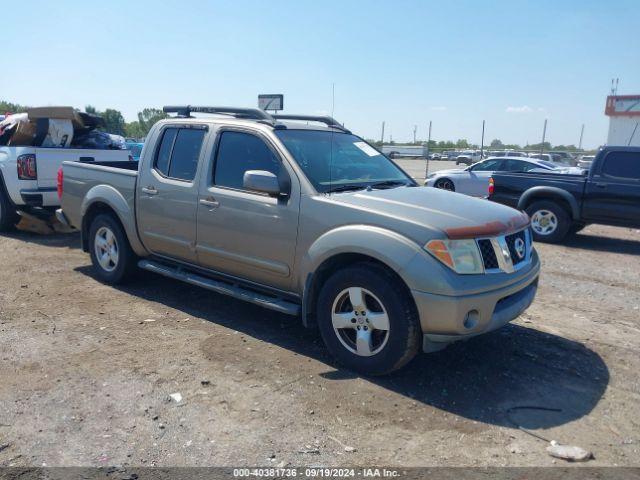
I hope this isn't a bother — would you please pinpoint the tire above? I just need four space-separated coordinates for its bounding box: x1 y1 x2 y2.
88 213 137 284
316 263 421 376
434 178 455 192
0 183 20 232
526 200 571 243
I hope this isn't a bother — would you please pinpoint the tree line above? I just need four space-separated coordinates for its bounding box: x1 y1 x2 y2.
1 100 165 140
366 137 584 152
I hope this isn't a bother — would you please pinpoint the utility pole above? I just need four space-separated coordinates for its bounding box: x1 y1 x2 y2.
578 124 585 150
425 121 432 179
413 125 417 144
480 120 485 158
540 119 548 154
380 121 385 145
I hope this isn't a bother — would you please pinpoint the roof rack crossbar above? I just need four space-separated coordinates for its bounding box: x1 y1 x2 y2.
163 106 275 122
272 114 349 132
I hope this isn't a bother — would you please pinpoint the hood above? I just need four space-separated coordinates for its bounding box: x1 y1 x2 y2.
329 186 528 239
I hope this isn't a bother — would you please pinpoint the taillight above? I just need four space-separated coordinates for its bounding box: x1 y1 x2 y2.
57 167 64 200
17 154 37 180
488 177 495 196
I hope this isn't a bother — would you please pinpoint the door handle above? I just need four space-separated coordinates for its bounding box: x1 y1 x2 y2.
594 182 607 189
141 186 158 195
199 197 219 209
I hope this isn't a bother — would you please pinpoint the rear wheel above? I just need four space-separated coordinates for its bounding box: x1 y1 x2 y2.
316 264 421 376
434 178 455 191
526 200 570 243
88 214 137 284
0 186 20 232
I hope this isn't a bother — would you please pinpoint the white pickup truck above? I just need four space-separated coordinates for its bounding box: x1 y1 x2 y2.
0 146 131 230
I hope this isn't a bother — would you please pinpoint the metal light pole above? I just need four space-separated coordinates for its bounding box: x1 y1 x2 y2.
578 124 585 150
413 125 417 144
381 121 385 145
540 119 548 154
480 120 485 158
425 121 432 179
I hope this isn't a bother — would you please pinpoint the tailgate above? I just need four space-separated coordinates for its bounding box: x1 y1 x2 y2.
35 148 130 188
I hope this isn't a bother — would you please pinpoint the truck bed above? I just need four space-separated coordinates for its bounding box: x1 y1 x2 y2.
489 171 588 209
60 160 139 232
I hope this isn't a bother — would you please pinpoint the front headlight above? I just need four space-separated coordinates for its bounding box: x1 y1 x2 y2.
425 239 484 274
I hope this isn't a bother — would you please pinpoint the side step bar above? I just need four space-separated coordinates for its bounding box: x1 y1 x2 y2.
138 259 300 316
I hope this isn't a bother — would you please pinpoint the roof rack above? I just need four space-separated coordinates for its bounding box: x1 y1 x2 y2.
272 114 350 133
163 105 275 123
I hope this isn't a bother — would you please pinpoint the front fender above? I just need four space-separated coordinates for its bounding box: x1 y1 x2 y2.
299 225 424 293
81 185 146 256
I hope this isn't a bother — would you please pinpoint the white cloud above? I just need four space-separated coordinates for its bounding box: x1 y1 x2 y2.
430 106 447 111
506 105 533 113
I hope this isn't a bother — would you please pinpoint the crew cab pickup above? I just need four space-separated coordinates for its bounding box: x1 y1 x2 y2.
0 146 130 231
489 146 640 243
57 106 540 375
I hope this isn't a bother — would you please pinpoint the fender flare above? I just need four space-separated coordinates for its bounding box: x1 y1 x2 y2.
299 225 424 327
81 184 147 256
517 186 580 220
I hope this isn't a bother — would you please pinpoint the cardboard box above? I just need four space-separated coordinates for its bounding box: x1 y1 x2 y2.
7 121 37 146
26 106 84 129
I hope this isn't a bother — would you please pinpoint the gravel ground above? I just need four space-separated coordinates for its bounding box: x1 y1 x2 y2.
0 182 639 467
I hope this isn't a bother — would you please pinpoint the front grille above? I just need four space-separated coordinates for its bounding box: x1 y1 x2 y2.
505 230 527 265
478 239 499 270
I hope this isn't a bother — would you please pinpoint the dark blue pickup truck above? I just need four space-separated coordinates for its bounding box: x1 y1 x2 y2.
488 146 640 242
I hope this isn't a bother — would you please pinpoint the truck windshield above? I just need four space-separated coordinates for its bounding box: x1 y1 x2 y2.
275 130 413 193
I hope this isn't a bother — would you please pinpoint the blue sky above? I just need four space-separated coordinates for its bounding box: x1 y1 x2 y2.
4 0 639 148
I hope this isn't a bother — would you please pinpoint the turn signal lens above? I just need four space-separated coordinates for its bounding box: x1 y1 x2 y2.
488 177 495 196
425 239 484 274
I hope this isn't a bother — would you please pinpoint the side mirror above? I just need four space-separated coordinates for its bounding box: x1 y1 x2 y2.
243 170 282 196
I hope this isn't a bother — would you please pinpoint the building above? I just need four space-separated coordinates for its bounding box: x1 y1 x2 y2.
605 95 640 146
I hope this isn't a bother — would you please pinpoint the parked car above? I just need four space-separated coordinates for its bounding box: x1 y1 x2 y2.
578 155 595 169
0 145 130 231
528 153 572 167
491 151 528 158
455 150 482 165
58 106 539 375
425 156 578 197
125 142 144 161
488 146 640 243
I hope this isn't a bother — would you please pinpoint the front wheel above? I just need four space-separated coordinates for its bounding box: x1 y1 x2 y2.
316 264 421 376
434 178 455 191
526 200 570 243
89 214 137 284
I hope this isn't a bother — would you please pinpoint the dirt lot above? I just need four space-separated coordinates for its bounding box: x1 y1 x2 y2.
1 202 639 467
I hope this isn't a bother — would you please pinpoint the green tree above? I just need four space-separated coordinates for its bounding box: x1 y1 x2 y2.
0 100 27 114
490 139 504 148
102 109 126 136
137 108 167 135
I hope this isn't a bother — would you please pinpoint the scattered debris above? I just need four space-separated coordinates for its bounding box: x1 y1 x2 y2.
201 380 210 386
344 446 357 453
143 319 156 323
298 447 320 455
0 443 11 453
546 441 593 462
169 393 183 403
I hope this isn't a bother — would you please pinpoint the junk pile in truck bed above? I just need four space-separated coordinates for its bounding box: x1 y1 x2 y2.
0 106 126 150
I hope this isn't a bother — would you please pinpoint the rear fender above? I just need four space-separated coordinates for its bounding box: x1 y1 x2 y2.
81 184 147 256
518 186 580 220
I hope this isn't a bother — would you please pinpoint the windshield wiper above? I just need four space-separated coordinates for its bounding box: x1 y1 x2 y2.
369 180 411 190
325 184 369 193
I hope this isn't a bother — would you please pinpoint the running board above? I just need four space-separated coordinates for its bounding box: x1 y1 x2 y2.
138 259 300 316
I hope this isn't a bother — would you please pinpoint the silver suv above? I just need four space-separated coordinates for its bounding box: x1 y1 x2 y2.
58 106 540 375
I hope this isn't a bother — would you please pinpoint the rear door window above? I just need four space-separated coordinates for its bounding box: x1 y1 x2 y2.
153 127 205 181
154 128 177 176
471 159 503 171
601 152 640 180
